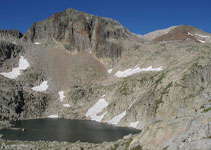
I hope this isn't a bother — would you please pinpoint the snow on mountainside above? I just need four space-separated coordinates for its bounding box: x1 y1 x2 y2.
115 66 163 78
0 56 29 79
85 95 109 122
31 81 49 92
143 26 177 40
107 111 126 125
153 25 211 43
0 8 211 150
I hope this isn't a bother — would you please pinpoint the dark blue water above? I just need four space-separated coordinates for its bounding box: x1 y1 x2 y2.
0 119 140 143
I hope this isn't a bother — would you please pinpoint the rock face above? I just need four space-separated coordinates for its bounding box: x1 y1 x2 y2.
0 8 211 150
0 29 23 43
0 41 23 66
0 75 50 120
23 8 134 58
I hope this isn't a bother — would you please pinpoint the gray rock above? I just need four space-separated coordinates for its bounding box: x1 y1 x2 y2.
0 41 23 66
0 29 23 43
22 8 135 58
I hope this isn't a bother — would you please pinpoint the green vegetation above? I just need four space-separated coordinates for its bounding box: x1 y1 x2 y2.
155 82 173 113
64 43 74 52
154 73 165 85
124 139 133 148
109 139 133 150
200 105 205 109
138 76 148 85
202 107 211 113
131 145 142 150
111 143 119 150
119 81 131 96
163 145 169 150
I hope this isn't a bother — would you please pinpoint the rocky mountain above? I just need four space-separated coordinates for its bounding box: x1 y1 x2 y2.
22 8 142 58
153 25 211 43
0 8 211 150
142 26 177 40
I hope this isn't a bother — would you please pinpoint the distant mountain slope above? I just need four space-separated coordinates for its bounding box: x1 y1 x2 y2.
143 26 177 40
153 25 211 43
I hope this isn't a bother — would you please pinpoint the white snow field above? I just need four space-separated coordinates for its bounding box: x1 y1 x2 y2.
31 81 49 92
115 66 163 78
195 33 210 38
107 69 113 73
0 56 30 79
58 91 65 102
85 96 109 122
188 32 194 36
198 39 206 43
63 104 70 107
129 121 139 128
47 114 58 118
34 42 41 45
107 111 126 125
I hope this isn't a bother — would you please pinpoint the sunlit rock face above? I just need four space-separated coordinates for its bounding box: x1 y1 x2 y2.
0 8 211 149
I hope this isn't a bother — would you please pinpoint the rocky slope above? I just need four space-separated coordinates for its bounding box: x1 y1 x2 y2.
0 8 211 150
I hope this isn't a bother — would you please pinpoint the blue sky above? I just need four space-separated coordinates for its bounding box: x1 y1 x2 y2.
0 0 211 34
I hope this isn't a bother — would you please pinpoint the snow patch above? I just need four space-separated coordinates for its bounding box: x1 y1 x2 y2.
0 56 30 79
129 121 139 128
198 39 206 43
47 114 58 118
195 34 210 38
89 51 92 53
85 96 109 122
107 111 126 125
107 69 113 73
32 81 49 92
58 91 65 102
188 32 194 36
115 66 163 78
63 104 70 107
34 42 41 45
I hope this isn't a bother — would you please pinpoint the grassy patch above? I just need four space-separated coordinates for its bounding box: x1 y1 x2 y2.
123 139 133 148
163 145 169 150
119 81 132 96
131 145 142 150
138 76 148 85
200 105 205 109
110 143 119 150
202 107 211 113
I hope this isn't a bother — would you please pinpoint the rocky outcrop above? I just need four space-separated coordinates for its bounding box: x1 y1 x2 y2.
0 134 138 150
22 8 134 58
0 41 23 66
0 29 23 43
0 75 50 120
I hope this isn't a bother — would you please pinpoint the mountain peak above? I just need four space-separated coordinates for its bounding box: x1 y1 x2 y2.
22 8 133 58
153 25 211 43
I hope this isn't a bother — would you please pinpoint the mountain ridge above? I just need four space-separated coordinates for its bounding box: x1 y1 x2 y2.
0 8 211 150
